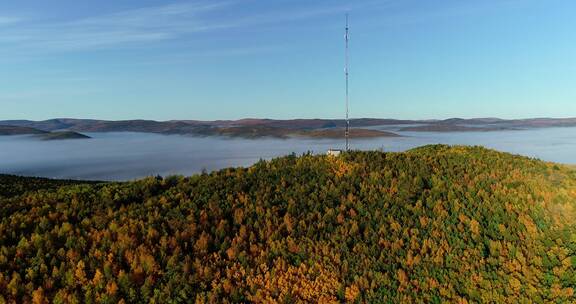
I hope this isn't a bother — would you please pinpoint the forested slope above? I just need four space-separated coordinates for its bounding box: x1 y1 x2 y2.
0 175 101 198
1 145 576 303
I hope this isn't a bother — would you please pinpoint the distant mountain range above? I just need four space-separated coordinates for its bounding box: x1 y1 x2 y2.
0 117 575 139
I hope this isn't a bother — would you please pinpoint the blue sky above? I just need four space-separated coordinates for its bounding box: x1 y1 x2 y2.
1 0 575 120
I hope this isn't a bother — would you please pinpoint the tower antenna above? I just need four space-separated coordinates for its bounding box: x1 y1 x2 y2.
345 14 350 151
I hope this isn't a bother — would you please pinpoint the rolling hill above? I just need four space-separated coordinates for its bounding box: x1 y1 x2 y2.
0 125 91 140
0 125 48 136
2 117 576 139
0 119 403 139
296 128 400 138
399 124 512 132
0 145 576 302
37 131 92 141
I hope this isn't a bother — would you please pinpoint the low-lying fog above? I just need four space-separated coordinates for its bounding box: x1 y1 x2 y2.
1 127 575 181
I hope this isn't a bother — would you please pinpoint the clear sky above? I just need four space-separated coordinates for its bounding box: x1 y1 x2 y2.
1 0 575 121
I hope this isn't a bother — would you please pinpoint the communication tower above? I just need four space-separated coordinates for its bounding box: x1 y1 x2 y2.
345 14 350 151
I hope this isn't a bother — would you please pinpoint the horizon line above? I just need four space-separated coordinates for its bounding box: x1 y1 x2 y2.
2 116 576 123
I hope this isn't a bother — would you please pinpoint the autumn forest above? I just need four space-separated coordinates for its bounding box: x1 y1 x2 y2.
1 145 576 303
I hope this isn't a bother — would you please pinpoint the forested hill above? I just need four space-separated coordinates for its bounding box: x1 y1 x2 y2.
1 145 576 303
0 175 101 198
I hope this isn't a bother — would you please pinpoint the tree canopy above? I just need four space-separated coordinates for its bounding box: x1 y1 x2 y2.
1 145 576 303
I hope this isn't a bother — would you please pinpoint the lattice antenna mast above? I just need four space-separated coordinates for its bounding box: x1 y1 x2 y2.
345 14 350 151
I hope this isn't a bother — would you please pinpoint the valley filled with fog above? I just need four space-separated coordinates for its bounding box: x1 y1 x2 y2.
1 126 575 181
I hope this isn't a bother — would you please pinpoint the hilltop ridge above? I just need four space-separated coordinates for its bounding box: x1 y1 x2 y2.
1 145 576 302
